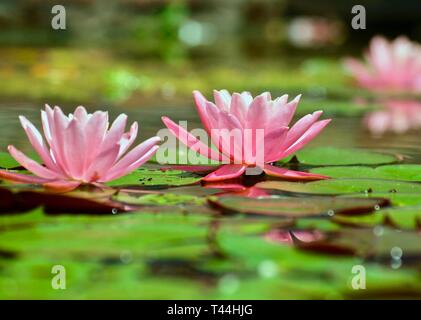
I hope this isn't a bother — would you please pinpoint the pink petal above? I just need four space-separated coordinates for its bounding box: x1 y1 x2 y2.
43 180 81 192
101 137 160 181
62 119 86 179
245 92 270 130
216 111 244 163
162 116 222 162
261 126 289 163
193 90 212 132
102 113 127 150
282 119 331 158
204 100 220 129
282 111 323 150
202 164 247 182
272 94 300 127
263 164 329 181
41 104 54 145
102 145 159 182
42 106 68 175
118 122 138 157
272 94 289 108
213 89 231 112
84 111 109 168
8 145 61 179
19 115 62 173
0 169 52 184
73 106 89 125
230 93 249 123
52 106 72 175
84 113 125 178
205 102 238 161
84 143 121 182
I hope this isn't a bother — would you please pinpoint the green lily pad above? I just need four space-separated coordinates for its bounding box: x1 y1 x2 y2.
333 206 421 230
310 165 421 181
298 227 421 260
256 179 421 195
294 147 397 166
294 218 341 231
0 151 41 169
340 193 421 207
209 195 389 217
114 192 205 206
0 152 19 169
106 168 201 187
0 209 210 256
1 207 421 299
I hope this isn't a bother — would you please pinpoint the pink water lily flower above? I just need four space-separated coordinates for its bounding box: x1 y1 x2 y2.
345 36 421 93
0 105 160 192
162 90 331 182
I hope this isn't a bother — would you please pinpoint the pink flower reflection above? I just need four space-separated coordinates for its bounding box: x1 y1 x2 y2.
203 182 270 198
266 229 324 246
364 100 421 135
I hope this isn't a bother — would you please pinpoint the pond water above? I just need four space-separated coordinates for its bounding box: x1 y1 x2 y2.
1 100 421 299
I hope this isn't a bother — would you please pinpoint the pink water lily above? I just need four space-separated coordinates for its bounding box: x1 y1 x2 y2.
0 105 160 191
162 90 331 182
345 36 421 93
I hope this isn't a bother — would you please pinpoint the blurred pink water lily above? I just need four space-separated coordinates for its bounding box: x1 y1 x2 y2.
364 100 421 135
0 105 160 192
345 36 421 93
162 90 331 182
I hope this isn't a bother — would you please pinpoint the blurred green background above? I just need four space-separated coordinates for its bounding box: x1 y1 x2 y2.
0 0 420 105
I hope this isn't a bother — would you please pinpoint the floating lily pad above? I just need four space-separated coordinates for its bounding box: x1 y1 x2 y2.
294 147 397 166
294 218 341 231
298 228 421 260
106 168 201 187
208 195 389 217
256 179 421 195
340 193 421 207
333 206 421 230
114 192 205 206
310 165 421 181
0 152 20 169
218 232 421 298
0 151 41 169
